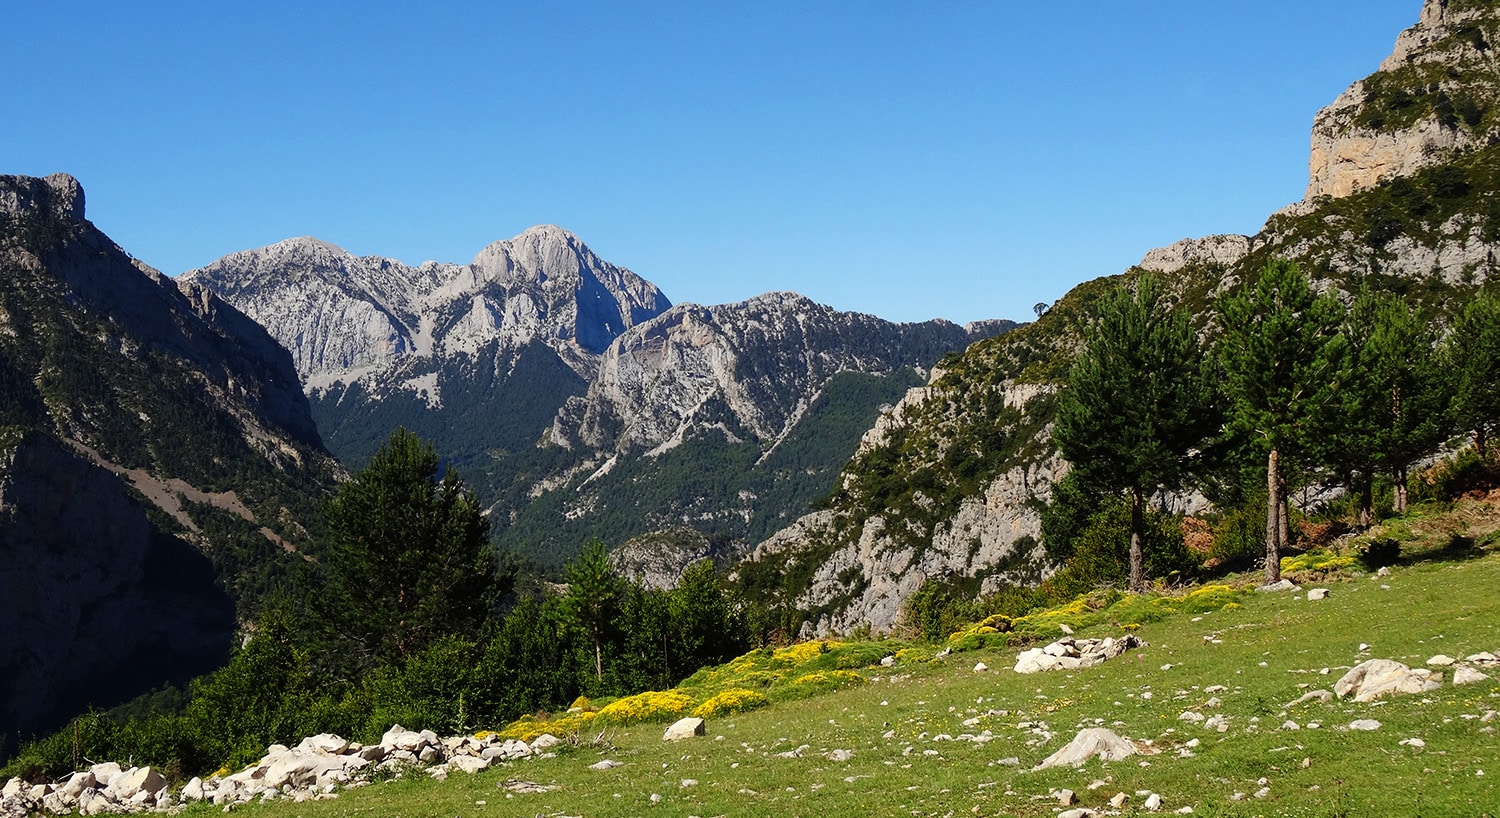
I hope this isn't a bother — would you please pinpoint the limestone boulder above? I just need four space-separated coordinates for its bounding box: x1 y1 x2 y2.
1034 728 1150 770
1335 659 1442 702
663 716 707 741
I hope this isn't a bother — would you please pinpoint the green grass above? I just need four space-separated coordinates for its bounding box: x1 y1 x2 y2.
196 544 1500 818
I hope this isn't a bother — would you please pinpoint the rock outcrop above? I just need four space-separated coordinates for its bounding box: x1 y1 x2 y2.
1306 0 1500 199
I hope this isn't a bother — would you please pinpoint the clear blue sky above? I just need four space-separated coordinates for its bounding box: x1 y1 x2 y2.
5 1 1419 324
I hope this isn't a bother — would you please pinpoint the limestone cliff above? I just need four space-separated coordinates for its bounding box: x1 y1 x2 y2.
1306 0 1500 200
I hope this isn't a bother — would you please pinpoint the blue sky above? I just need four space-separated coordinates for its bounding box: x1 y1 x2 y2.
6 1 1419 324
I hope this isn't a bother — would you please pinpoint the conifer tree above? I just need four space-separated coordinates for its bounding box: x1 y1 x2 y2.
1216 259 1346 583
564 539 625 685
324 428 499 666
1448 289 1500 460
1330 291 1447 520
1053 273 1218 592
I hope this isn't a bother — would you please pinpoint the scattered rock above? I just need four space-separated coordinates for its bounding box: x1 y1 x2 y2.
1307 588 1329 600
1110 791 1130 808
1285 689 1334 707
1454 666 1490 685
1427 655 1457 667
1057 788 1078 805
827 749 854 762
1256 579 1300 592
1144 792 1163 811
1014 635 1144 674
1335 659 1442 701
663 717 707 741
1034 728 1152 770
1400 737 1427 748
589 759 624 770
1348 719 1383 731
973 661 989 672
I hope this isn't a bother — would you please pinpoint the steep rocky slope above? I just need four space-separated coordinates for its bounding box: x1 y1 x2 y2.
744 0 1500 636
502 294 1008 566
193 229 1011 569
0 173 339 756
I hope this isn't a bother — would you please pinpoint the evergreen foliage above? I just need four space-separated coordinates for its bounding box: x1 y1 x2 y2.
1447 288 1500 458
1216 259 1348 582
1053 273 1218 591
322 428 503 666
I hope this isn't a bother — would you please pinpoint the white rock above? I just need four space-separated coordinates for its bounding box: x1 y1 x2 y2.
1427 654 1457 667
1335 659 1442 702
297 733 351 755
180 777 205 802
529 733 561 750
1144 792 1163 810
1348 719 1382 731
1256 579 1299 592
1454 666 1491 685
449 755 490 774
663 717 706 741
1307 588 1329 600
1400 737 1426 748
972 662 988 672
589 759 623 770
1034 728 1146 769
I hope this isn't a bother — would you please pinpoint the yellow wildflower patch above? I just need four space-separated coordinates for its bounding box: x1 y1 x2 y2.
693 688 770 719
596 690 694 724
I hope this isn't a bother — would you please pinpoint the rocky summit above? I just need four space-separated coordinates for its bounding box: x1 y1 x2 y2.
192 224 1011 570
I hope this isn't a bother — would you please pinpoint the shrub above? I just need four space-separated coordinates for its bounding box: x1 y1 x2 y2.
692 689 769 719
1357 538 1402 568
594 691 693 725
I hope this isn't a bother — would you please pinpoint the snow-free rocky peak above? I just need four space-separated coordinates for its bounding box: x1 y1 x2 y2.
184 225 671 391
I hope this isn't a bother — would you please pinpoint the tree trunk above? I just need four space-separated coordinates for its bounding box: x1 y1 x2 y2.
1479 424 1490 461
1357 471 1374 528
1394 466 1409 514
1128 488 1146 593
1265 447 1282 584
593 636 604 683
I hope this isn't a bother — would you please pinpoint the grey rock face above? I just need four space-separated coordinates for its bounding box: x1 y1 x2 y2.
184 224 671 391
551 291 988 455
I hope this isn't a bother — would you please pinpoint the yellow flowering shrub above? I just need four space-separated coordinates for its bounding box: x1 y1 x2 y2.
496 710 599 742
1281 550 1356 573
595 690 694 724
772 640 836 666
692 688 770 719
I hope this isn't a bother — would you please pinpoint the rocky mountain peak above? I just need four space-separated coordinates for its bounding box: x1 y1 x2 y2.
0 173 84 225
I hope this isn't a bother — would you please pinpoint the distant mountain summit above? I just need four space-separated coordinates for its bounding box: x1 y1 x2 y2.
0 173 339 756
191 228 1011 568
184 224 671 391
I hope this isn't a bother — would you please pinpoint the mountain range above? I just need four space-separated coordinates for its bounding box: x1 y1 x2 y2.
0 173 340 755
185 227 1011 568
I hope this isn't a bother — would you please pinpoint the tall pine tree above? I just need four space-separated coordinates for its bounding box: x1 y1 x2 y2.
1448 289 1500 460
1053 273 1218 592
323 428 500 666
1216 259 1346 583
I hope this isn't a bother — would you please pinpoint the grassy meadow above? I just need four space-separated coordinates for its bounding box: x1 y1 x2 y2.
194 505 1500 818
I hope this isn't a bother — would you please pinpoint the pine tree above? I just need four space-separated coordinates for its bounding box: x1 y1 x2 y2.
1448 289 1500 460
323 428 499 666
563 539 625 685
1216 259 1346 583
1331 291 1448 519
1053 273 1218 592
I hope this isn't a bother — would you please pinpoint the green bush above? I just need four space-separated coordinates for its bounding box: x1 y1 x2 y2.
1358 538 1402 568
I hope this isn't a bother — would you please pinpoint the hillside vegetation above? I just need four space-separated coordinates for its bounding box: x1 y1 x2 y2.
56 495 1498 817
